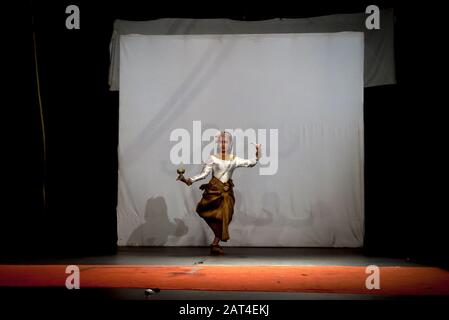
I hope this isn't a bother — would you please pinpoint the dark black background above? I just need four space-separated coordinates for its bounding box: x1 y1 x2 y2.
7 1 446 267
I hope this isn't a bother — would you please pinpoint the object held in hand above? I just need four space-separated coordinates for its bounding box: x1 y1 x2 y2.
176 166 192 185
251 142 262 160
176 167 185 181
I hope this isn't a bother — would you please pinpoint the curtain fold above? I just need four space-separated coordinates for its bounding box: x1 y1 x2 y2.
109 9 394 90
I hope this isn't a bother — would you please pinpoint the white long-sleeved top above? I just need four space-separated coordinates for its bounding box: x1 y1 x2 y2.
190 154 258 184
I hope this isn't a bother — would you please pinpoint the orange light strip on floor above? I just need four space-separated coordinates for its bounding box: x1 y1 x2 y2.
1 265 449 295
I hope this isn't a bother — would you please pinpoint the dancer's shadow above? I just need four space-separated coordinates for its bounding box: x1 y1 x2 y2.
233 190 314 228
231 189 318 243
127 196 189 246
233 190 275 227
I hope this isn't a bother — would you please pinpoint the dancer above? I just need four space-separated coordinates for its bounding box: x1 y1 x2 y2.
177 131 261 255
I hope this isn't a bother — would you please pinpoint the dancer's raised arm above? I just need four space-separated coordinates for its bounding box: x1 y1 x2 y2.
235 144 261 168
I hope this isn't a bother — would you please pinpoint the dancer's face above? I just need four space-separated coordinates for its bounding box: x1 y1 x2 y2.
218 133 231 153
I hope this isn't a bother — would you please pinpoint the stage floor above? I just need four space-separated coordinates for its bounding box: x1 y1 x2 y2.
0 247 421 266
1 247 448 300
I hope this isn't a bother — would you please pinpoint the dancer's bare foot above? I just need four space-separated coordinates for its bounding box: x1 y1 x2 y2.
210 244 225 255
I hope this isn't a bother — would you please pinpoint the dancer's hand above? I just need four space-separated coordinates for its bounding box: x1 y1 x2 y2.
255 144 261 160
177 175 193 186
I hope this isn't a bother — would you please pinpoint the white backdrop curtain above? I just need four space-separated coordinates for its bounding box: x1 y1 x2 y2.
118 32 364 247
109 9 394 90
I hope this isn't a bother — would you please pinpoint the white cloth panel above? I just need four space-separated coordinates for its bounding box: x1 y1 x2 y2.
110 9 394 90
118 33 364 247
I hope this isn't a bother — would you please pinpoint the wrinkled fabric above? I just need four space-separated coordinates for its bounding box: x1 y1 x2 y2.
109 10 395 90
196 176 235 241
117 32 365 247
190 154 257 184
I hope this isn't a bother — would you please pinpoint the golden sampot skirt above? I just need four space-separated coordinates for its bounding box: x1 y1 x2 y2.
196 176 235 241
